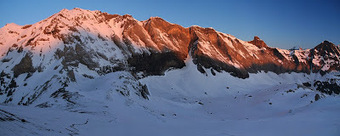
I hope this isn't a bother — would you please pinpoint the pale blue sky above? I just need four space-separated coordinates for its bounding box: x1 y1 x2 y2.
0 0 339 49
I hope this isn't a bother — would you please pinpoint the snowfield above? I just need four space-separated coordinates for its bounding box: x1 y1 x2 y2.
1 59 339 136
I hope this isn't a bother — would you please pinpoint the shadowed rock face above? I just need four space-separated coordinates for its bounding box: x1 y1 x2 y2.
314 41 340 56
309 41 340 72
12 53 36 77
54 44 98 70
128 51 185 77
193 55 249 79
313 80 340 95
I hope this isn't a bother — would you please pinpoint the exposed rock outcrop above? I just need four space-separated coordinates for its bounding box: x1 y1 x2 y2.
248 36 268 48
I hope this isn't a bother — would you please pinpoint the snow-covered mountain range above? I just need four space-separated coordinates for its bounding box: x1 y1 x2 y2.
0 8 339 136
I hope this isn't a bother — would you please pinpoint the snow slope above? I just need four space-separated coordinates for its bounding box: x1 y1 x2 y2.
1 60 340 136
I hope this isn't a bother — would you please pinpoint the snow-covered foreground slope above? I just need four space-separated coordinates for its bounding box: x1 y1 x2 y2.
1 96 340 136
1 60 339 136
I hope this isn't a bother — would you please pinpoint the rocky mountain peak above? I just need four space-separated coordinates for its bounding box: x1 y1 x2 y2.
253 36 260 40
248 36 268 48
314 40 340 56
316 40 336 48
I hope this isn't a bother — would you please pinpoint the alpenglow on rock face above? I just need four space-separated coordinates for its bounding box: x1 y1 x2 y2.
0 8 339 105
1 8 340 136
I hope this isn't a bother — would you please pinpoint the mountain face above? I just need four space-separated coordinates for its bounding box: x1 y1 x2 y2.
1 8 340 136
0 8 339 105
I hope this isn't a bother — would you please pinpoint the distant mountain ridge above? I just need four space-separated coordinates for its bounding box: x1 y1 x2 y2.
0 8 339 105
1 8 339 79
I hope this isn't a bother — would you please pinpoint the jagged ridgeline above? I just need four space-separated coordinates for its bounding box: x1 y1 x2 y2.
0 8 339 105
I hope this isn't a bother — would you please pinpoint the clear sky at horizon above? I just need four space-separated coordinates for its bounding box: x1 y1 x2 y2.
0 0 339 49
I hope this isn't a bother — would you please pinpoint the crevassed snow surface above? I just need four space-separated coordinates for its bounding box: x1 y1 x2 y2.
1 60 340 136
